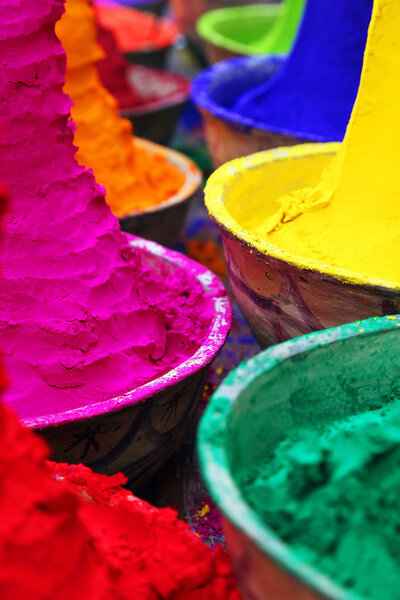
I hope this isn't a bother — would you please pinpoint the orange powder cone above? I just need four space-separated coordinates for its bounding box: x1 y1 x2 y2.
56 0 184 217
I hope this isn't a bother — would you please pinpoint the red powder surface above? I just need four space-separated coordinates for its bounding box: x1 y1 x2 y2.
95 2 180 52
96 22 189 111
0 393 241 598
96 22 142 109
49 463 241 599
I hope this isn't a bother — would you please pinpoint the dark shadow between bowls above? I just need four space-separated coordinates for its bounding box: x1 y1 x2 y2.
124 43 172 69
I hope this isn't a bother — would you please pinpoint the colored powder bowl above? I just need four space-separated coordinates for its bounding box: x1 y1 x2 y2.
120 138 202 247
96 2 180 68
204 143 400 348
198 314 400 600
120 67 190 145
169 0 272 43
24 237 232 490
196 4 283 64
192 55 307 168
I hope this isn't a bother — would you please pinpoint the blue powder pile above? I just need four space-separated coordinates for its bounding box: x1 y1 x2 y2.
234 0 373 141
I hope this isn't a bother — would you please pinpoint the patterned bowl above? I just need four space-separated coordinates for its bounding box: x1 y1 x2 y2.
198 314 400 600
196 4 282 64
24 236 232 490
204 143 400 348
119 137 202 248
192 55 309 168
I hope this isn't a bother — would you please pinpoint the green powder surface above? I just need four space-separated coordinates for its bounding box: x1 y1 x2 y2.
238 396 400 599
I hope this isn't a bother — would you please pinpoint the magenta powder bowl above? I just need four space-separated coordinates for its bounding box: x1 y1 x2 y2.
21 237 232 490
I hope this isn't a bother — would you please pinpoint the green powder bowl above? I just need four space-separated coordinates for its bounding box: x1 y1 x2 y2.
196 4 283 63
198 314 400 600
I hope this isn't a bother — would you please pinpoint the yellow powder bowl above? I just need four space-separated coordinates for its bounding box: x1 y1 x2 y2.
205 143 400 348
119 138 202 248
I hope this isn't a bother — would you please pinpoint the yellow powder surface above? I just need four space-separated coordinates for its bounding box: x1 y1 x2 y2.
250 0 400 284
56 0 184 217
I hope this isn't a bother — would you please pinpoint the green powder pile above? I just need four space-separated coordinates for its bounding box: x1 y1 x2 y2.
238 396 400 599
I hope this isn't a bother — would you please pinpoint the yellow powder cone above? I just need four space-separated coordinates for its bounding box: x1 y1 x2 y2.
56 0 184 217
254 0 400 284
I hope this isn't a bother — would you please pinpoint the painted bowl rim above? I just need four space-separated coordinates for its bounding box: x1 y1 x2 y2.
120 66 190 116
22 236 232 429
198 314 400 600
192 55 335 143
196 3 282 56
204 142 400 291
118 137 202 219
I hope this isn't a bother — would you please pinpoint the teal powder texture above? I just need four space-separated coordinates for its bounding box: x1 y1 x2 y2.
238 396 400 599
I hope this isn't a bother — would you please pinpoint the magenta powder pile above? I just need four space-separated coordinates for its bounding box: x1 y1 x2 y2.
0 0 214 420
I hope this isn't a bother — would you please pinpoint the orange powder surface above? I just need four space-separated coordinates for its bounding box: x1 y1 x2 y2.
95 2 180 52
56 0 184 217
134 144 185 212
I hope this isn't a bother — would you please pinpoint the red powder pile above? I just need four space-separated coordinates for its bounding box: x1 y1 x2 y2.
49 463 241 599
96 22 189 112
0 367 240 598
96 22 143 109
95 2 180 52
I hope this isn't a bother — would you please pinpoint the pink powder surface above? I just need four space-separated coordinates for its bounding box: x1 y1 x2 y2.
0 0 215 421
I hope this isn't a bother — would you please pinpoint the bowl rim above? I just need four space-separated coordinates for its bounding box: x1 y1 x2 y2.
119 65 190 116
196 3 283 56
118 137 203 219
204 142 400 291
192 55 334 143
22 236 232 429
198 314 400 600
